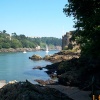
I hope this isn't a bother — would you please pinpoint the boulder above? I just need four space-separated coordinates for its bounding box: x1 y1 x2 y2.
29 54 42 60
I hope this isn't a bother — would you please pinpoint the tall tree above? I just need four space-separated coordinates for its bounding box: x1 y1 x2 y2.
2 30 6 34
63 0 100 59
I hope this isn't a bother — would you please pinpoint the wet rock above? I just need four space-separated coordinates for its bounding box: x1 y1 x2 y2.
33 66 44 70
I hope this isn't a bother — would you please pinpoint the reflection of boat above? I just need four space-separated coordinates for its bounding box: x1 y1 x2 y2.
46 45 49 53
23 51 27 53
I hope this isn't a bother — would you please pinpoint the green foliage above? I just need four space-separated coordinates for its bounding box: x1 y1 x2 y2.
11 39 22 48
63 0 100 59
2 43 11 48
40 42 46 48
48 44 55 49
41 37 62 46
0 30 61 49
28 37 62 48
63 46 68 50
68 43 73 50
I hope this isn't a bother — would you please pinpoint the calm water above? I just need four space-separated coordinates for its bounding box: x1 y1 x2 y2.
0 50 59 83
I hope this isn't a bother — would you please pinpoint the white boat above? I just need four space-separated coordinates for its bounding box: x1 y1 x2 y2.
23 51 27 53
46 45 49 53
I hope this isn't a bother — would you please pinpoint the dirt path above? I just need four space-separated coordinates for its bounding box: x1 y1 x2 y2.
47 85 91 100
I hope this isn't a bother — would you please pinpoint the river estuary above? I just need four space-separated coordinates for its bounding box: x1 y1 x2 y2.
0 50 59 83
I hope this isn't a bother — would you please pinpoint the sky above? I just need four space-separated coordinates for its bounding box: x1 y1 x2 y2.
0 0 75 38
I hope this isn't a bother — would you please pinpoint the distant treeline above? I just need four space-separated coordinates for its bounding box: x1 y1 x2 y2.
0 30 62 49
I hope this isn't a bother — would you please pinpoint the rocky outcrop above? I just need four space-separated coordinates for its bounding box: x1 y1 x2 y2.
43 50 80 63
29 54 42 60
58 71 80 86
43 54 66 62
45 56 100 90
0 80 72 100
34 79 57 86
29 50 80 62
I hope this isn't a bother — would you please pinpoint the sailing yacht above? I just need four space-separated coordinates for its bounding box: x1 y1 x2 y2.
23 50 27 53
46 45 49 53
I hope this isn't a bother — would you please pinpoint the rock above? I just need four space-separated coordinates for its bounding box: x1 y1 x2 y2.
29 54 42 60
45 62 61 75
50 73 57 78
0 81 72 100
34 79 57 85
33 66 43 70
43 55 51 60
43 50 80 63
58 71 79 86
9 80 17 84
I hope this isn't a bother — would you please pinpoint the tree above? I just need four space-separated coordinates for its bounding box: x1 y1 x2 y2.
12 32 17 37
11 39 22 48
2 43 10 48
0 30 62 49
19 34 26 39
2 30 6 34
63 0 100 59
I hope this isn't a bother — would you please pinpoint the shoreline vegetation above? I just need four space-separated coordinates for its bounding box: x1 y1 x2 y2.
0 48 60 53
0 48 35 52
0 30 62 52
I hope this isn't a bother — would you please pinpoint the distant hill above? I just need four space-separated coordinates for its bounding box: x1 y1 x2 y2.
0 30 62 49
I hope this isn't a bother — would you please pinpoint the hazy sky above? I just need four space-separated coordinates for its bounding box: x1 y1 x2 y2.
0 0 75 38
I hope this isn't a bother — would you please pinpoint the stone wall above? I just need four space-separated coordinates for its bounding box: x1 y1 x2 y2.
62 31 72 50
62 31 80 52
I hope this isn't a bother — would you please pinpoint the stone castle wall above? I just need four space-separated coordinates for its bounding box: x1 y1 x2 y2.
62 31 72 50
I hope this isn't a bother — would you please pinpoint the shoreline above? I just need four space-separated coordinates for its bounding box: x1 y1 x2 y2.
0 48 37 53
0 48 60 53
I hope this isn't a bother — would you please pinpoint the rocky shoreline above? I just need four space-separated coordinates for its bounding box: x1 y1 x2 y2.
0 48 60 53
29 50 80 63
30 50 81 86
0 80 72 100
44 54 100 93
30 50 100 91
1 50 99 99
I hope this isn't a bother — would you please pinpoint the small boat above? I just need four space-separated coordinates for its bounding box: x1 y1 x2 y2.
23 51 27 53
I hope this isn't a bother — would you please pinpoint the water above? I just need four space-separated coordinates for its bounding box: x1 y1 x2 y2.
0 50 59 83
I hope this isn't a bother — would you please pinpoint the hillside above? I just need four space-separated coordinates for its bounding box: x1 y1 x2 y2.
0 30 62 49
